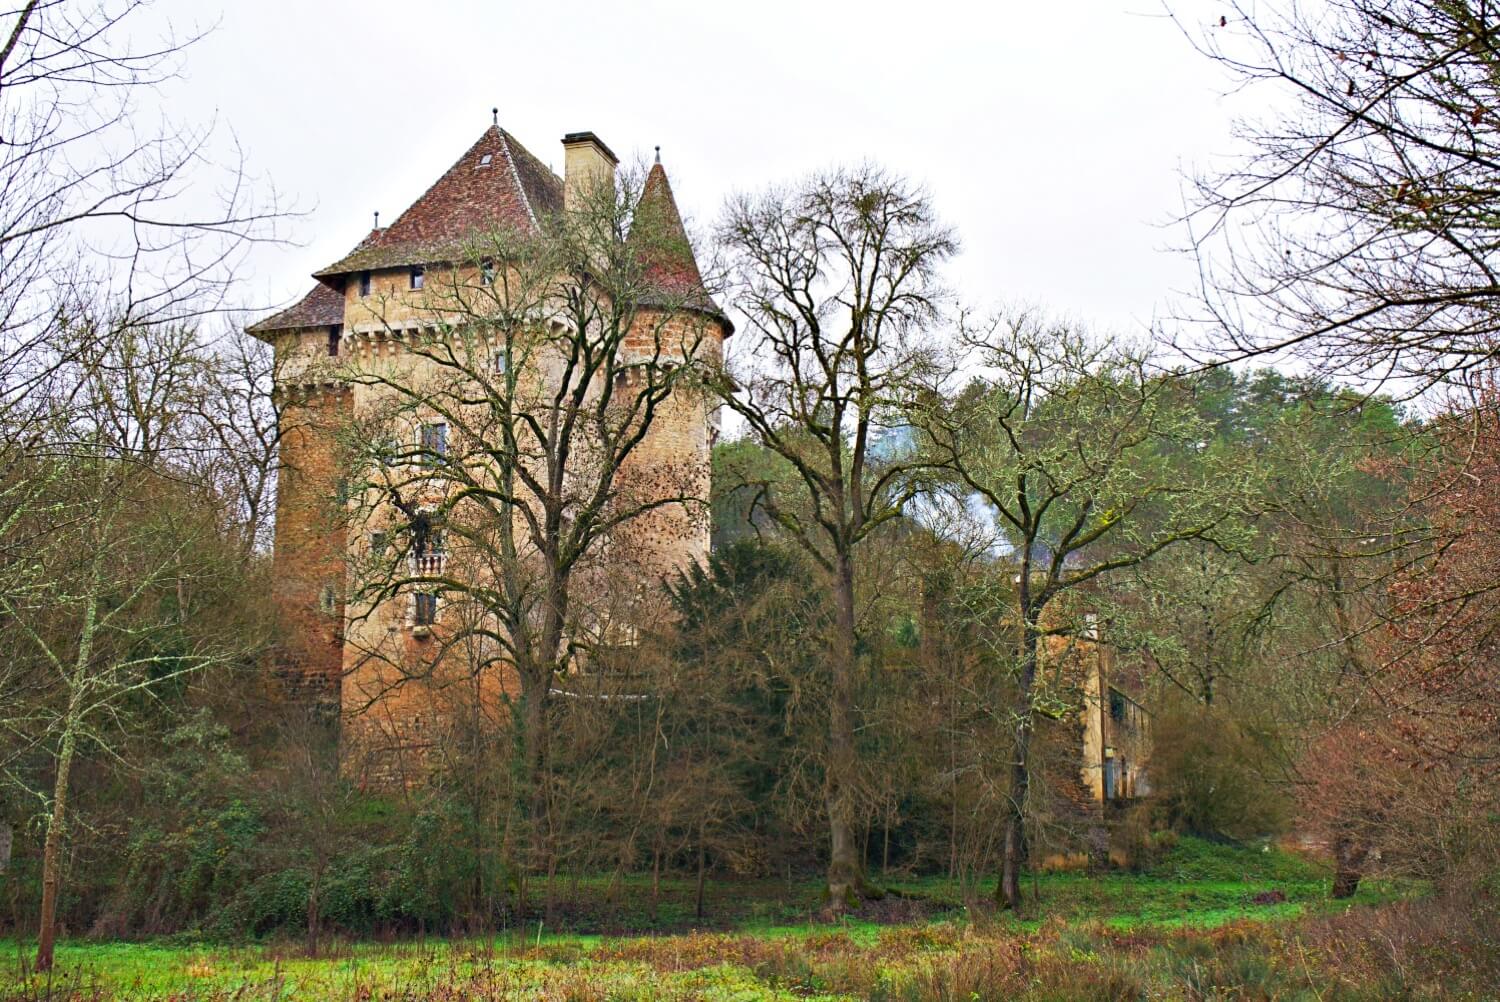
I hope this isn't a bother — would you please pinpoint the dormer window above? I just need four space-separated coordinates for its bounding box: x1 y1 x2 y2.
358 271 371 297
410 266 425 291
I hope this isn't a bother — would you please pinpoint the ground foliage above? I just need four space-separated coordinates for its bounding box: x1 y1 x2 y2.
0 846 1481 1002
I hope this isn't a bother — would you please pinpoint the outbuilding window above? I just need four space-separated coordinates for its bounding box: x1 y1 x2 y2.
410 266 425 290
358 271 371 297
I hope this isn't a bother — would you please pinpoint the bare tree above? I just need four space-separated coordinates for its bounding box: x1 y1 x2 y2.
265 702 357 957
0 308 277 970
918 312 1251 908
1174 1 1500 393
713 164 956 909
0 2 286 785
337 166 725 899
191 325 283 558
0 1 285 438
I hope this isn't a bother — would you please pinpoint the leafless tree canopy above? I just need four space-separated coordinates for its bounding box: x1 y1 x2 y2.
1177 1 1500 392
0 0 285 442
716 163 957 909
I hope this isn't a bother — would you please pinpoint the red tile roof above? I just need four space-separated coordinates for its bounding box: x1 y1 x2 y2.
313 126 563 279
246 283 345 337
631 162 730 332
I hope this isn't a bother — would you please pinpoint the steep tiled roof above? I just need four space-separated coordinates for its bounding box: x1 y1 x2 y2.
314 126 563 279
630 162 731 332
246 283 345 337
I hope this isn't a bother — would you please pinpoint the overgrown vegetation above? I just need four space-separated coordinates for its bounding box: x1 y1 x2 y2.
0 840 1481 1002
3 2 1500 998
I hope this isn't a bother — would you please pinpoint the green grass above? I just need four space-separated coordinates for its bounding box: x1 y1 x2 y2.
880 835 1412 932
0 838 1434 1001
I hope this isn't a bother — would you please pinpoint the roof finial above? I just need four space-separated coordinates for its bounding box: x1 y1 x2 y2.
492 107 498 126
373 210 380 230
654 145 661 164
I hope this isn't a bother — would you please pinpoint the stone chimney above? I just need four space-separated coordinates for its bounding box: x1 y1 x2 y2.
561 131 618 212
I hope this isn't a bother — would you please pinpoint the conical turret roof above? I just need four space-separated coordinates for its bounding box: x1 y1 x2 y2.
630 161 730 332
314 125 563 280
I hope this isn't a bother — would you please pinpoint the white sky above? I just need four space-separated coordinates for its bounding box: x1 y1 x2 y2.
149 1 1245 336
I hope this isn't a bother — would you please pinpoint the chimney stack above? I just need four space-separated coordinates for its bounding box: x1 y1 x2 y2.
561 132 618 212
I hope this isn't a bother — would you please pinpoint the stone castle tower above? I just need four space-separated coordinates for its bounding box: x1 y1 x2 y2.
248 123 729 783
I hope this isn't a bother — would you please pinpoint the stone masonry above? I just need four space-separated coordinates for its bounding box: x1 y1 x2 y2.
249 123 730 786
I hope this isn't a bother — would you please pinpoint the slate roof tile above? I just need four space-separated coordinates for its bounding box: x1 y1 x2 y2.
630 162 730 332
246 283 345 336
313 126 563 279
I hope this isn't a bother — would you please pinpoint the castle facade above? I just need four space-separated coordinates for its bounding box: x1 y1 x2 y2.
248 123 729 784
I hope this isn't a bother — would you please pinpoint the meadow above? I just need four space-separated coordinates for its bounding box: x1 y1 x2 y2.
5 839 1492 1001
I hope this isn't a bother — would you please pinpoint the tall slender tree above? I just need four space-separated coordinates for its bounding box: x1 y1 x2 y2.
919 312 1253 908
714 164 956 908
0 317 273 971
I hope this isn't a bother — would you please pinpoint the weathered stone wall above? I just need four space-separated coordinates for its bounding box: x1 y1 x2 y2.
303 270 728 786
611 309 723 594
1069 637 1151 804
334 274 520 787
270 341 351 703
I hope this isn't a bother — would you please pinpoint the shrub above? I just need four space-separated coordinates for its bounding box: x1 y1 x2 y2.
1150 703 1290 841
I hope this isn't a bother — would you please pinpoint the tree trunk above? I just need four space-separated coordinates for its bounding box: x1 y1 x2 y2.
650 846 661 922
694 821 707 922
826 553 867 910
1331 836 1367 899
36 720 78 972
522 577 568 887
523 683 549 868
37 578 97 975
949 677 959 881
306 873 320 958
997 612 1040 910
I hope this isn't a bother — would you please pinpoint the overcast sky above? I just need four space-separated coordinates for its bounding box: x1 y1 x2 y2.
150 1 1245 337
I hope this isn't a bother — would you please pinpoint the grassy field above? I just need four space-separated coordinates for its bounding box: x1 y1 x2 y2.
2 839 1489 1001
